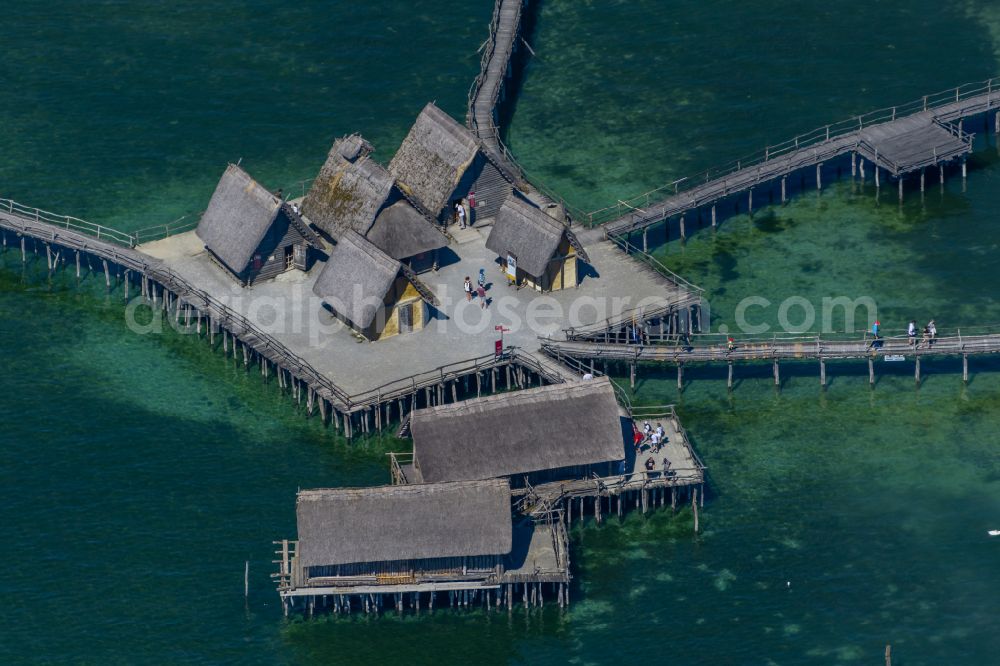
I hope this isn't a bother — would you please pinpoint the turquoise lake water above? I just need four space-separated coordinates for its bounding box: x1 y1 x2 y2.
2 1 999 663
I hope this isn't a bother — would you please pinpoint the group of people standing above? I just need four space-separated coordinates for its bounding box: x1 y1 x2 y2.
870 319 937 347
463 269 489 309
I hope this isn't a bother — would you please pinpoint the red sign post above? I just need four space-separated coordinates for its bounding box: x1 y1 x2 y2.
495 325 510 358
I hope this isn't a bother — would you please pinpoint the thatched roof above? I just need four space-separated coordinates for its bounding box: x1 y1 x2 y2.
312 230 439 330
388 103 480 217
196 164 282 271
410 378 625 483
296 479 512 567
367 200 447 260
485 195 587 277
312 230 401 330
302 135 394 238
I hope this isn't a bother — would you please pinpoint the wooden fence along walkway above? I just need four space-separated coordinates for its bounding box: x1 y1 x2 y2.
0 206 575 438
540 328 1000 389
596 79 1000 241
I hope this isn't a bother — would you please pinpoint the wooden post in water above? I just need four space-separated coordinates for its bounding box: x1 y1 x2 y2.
962 158 967 181
773 359 780 386
820 358 827 387
816 163 822 190
781 176 787 203
630 362 636 390
898 178 904 203
860 158 866 180
915 357 921 384
692 487 699 533
679 214 686 239
874 166 880 189
676 363 683 391
868 357 875 385
851 152 856 178
963 354 969 383
748 188 753 216
727 361 734 390
711 205 717 228
939 164 945 185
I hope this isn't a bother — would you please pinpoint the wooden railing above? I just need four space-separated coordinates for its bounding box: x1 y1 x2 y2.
606 234 705 295
0 198 137 246
584 76 1000 226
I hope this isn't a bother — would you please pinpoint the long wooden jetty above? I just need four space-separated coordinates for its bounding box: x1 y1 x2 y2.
466 0 525 157
541 328 1000 389
593 79 1000 241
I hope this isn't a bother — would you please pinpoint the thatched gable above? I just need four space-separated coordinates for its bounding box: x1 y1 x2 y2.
367 200 447 260
302 135 394 238
388 103 480 218
296 479 512 568
196 164 284 272
312 230 438 330
410 378 625 483
485 194 588 277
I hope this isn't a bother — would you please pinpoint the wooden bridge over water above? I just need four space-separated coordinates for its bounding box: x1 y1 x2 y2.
541 328 1000 389
591 79 1000 245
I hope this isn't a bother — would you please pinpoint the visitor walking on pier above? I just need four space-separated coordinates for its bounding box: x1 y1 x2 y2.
477 284 487 309
464 276 472 302
869 320 882 350
908 320 918 346
927 319 937 345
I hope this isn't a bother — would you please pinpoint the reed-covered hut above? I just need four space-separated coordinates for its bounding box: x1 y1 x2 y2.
406 378 625 488
302 134 446 272
312 230 439 341
196 164 320 286
389 103 516 224
485 194 588 291
293 479 513 589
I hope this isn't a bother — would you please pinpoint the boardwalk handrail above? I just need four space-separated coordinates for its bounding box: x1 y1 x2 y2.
586 76 1000 226
607 234 704 293
0 198 137 247
131 215 199 245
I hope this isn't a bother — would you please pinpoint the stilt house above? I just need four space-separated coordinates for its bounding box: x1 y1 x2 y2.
402 378 626 488
302 134 446 272
485 194 588 291
196 164 320 286
388 103 518 224
312 230 439 341
293 480 513 589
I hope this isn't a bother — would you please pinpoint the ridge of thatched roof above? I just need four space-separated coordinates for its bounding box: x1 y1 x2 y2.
388 103 480 217
196 164 282 271
367 200 447 260
410 378 625 483
302 136 394 238
485 194 583 277
296 479 512 567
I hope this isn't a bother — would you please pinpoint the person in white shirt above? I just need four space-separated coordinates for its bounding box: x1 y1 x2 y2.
649 430 661 454
456 201 467 229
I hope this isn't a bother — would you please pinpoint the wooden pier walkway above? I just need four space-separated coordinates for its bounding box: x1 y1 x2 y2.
467 0 529 181
597 79 1000 238
541 329 1000 387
